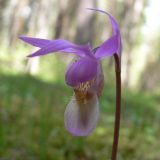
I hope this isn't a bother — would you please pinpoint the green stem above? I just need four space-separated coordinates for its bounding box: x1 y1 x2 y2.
111 54 121 160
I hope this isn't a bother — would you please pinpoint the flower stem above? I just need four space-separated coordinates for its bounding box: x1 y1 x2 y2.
111 54 121 160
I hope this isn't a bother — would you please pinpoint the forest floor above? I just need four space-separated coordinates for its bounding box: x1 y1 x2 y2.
0 73 160 160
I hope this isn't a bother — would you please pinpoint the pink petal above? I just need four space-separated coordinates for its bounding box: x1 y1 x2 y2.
64 94 99 136
65 57 98 87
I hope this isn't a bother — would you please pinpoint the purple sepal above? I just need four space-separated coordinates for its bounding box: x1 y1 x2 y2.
95 35 118 58
19 36 51 48
86 8 122 58
19 36 93 58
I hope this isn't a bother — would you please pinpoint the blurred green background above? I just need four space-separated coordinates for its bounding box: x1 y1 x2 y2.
0 0 160 159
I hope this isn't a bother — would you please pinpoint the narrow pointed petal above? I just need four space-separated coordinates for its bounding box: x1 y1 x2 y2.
65 57 98 87
19 36 51 48
95 35 118 58
64 94 99 136
24 39 92 58
86 8 119 35
86 8 122 58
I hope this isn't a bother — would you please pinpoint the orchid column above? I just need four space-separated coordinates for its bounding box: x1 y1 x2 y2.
19 8 122 160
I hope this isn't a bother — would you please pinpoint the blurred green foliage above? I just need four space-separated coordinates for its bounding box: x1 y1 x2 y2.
0 69 159 160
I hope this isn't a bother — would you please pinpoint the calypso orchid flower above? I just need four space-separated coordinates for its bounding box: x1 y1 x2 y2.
19 9 122 137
